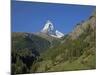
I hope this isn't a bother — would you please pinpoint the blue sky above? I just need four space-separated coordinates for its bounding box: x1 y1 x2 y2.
11 1 95 34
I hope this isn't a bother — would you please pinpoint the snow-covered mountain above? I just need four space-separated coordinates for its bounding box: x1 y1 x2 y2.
41 20 64 38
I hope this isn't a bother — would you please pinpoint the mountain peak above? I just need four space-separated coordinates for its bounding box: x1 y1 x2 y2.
41 20 54 33
41 20 64 38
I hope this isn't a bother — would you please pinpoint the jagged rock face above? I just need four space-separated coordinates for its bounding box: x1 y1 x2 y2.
41 20 64 38
41 20 55 34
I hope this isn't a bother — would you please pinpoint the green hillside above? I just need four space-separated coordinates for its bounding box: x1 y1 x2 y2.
31 11 96 72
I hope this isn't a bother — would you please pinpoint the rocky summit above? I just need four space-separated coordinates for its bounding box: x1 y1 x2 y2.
41 20 64 38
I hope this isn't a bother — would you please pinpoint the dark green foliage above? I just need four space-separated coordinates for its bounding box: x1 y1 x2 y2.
11 48 38 74
44 64 50 71
11 57 27 74
11 32 51 74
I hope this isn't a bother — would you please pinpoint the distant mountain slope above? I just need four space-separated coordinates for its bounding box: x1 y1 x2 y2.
12 32 51 52
35 32 62 48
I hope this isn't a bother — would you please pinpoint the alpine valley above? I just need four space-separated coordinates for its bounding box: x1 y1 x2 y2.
11 11 96 74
